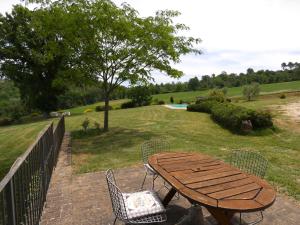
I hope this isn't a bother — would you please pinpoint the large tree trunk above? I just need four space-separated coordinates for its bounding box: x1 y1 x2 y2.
103 96 109 132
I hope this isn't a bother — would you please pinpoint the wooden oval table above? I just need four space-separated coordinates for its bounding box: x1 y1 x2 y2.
148 152 276 225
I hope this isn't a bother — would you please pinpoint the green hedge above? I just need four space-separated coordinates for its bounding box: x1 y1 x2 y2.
121 101 136 109
210 103 250 132
249 110 273 129
187 100 217 113
187 101 273 133
95 105 112 112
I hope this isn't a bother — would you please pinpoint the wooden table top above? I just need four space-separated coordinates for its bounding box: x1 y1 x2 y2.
148 152 276 212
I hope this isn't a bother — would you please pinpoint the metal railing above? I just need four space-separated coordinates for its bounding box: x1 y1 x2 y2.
0 116 65 225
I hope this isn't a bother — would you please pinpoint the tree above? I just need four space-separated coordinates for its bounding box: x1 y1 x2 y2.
128 86 152 106
246 68 254 75
281 62 287 70
0 4 83 113
243 83 260 101
75 0 201 131
188 76 200 91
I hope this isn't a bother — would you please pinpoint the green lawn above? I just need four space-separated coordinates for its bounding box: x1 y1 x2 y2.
0 119 53 178
0 84 300 201
152 80 300 103
67 95 300 200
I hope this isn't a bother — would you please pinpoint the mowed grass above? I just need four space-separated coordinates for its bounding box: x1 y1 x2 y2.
153 80 300 103
0 84 300 200
68 94 300 200
0 119 53 178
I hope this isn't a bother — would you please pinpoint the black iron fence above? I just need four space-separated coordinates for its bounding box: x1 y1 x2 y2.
0 116 65 225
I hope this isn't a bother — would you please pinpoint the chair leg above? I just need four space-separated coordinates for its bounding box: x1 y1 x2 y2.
113 217 117 225
152 174 158 190
163 181 180 200
239 212 242 225
140 172 148 190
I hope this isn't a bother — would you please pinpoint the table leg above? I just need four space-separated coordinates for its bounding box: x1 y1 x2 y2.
162 187 177 206
206 207 235 225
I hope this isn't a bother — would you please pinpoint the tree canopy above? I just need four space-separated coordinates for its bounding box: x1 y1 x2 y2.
0 0 201 130
70 0 201 130
0 4 85 112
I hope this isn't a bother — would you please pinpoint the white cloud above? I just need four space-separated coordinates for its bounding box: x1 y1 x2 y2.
1 0 300 83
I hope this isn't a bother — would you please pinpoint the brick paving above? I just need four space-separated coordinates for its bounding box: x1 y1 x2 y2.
41 134 300 225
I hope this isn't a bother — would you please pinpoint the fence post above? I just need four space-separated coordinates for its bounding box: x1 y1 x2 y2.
5 181 16 225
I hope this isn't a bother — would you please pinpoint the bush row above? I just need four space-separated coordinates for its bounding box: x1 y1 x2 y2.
95 105 113 112
187 100 273 133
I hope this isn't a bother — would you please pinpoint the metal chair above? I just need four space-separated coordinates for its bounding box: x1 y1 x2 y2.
106 169 167 225
140 139 170 190
229 150 268 225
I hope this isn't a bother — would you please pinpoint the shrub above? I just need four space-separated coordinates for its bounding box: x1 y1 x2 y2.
121 101 136 109
189 101 273 133
243 83 260 101
0 117 13 126
208 89 227 103
128 86 152 106
84 108 93 113
187 100 217 113
3 104 25 121
210 103 251 132
170 96 174 104
95 105 112 112
82 118 90 131
210 103 273 132
179 99 183 104
280 94 286 99
195 96 210 104
249 110 273 129
30 112 40 117
158 100 165 105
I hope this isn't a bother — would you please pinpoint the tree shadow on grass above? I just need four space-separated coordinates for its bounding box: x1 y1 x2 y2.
71 127 161 155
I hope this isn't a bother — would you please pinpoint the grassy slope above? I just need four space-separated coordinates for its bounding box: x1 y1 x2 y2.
0 119 53 178
68 95 300 200
152 80 300 103
0 81 300 200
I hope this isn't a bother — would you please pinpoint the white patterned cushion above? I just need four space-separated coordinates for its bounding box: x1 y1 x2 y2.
122 191 165 219
144 163 157 175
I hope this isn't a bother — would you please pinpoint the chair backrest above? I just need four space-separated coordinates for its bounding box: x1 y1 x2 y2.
229 151 268 178
141 139 170 164
106 169 128 221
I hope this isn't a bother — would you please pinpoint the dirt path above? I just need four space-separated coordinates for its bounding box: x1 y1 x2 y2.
273 101 300 133
281 101 300 122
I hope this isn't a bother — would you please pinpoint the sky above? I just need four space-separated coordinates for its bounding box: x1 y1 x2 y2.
1 0 300 83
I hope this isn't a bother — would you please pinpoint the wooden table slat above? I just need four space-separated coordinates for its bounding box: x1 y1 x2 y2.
173 166 233 179
197 178 255 194
182 170 243 185
226 189 260 200
208 183 261 200
217 199 263 211
162 159 220 170
187 174 248 189
159 158 216 166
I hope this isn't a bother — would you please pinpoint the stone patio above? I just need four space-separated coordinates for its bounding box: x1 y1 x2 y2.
40 134 300 225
